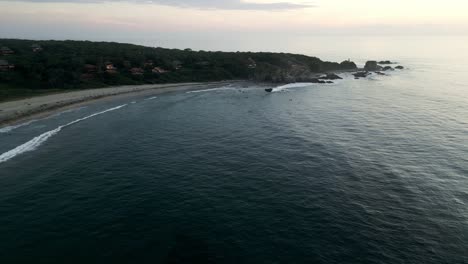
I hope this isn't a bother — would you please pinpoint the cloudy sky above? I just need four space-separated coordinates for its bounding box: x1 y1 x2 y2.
1 0 467 51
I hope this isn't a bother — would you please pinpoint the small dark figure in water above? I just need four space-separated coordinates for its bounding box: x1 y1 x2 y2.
265 88 273 92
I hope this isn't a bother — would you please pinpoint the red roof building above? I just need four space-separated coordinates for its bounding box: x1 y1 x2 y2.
152 67 169 74
130 67 144 75
0 47 14 55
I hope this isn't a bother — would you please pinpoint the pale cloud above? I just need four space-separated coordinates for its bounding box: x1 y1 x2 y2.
0 0 315 10
0 0 467 46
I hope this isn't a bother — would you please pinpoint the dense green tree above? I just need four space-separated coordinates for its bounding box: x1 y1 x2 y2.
0 39 357 99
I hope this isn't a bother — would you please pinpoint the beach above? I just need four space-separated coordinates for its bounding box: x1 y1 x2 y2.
0 81 242 127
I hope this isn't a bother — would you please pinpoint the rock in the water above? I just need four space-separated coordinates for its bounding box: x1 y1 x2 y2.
311 78 327 84
340 60 357 70
326 81 334 84
364 61 382 71
375 71 386 75
395 65 404 69
265 88 273 92
321 73 343 80
382 66 394 71
378 60 393 64
353 71 371 78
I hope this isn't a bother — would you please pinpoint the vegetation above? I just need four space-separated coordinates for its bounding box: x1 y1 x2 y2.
0 39 357 99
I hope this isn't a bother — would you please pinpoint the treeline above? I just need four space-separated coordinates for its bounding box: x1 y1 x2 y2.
0 39 357 92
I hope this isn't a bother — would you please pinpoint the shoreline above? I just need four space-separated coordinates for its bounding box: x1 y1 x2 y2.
0 68 366 128
0 80 247 127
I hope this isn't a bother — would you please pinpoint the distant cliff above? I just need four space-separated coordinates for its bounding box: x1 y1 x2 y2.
0 39 357 93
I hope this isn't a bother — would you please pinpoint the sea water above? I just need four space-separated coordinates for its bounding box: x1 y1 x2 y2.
0 36 467 263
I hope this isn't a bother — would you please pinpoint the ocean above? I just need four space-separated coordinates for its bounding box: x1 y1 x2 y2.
1 36 468 263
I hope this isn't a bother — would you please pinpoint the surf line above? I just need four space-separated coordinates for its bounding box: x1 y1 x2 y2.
0 107 87 134
0 104 127 164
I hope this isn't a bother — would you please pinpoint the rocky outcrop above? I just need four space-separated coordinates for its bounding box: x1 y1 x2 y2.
250 54 358 83
311 78 328 84
340 60 357 70
364 61 382 71
320 73 343 80
353 71 371 79
395 66 404 69
378 60 394 64
382 66 394 71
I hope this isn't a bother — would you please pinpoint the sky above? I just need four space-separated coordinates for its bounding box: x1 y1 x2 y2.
0 0 467 51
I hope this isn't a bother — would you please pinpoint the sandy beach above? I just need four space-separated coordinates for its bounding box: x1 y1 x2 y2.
0 81 242 127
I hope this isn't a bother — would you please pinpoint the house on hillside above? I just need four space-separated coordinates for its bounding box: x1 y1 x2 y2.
0 60 14 71
152 67 169 74
105 62 118 74
172 60 182 70
0 47 14 55
84 64 98 73
247 57 257 69
144 60 154 68
130 67 144 75
31 44 43 52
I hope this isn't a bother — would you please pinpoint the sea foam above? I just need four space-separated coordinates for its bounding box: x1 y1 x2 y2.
271 78 349 92
0 107 86 134
272 83 314 92
0 119 38 133
186 86 234 94
0 104 126 164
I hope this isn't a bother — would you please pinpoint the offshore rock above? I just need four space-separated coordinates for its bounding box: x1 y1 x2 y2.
378 60 393 64
340 60 358 70
353 71 371 78
320 73 343 80
364 61 382 71
310 78 327 84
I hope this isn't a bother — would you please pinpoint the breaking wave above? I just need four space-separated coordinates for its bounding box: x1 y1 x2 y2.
0 105 127 164
271 78 348 92
0 107 86 134
186 86 235 94
145 96 158 100
0 119 38 134
272 83 314 92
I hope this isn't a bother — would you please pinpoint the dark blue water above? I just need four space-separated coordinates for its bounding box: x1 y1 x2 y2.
1 60 468 263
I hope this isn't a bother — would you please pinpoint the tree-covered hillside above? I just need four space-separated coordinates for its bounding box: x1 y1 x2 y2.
0 39 356 98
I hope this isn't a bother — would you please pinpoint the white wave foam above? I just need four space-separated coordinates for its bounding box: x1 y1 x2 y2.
0 127 63 163
0 104 127 164
0 107 86 134
0 119 38 133
145 96 158 100
186 86 234 94
271 78 351 92
272 83 314 92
